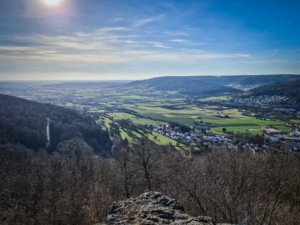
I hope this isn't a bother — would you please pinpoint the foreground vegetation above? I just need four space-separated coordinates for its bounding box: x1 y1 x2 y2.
1 138 300 225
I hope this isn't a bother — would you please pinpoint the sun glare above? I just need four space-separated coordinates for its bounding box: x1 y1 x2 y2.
42 0 62 6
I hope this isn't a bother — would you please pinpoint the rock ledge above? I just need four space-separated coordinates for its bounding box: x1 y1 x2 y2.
102 192 233 225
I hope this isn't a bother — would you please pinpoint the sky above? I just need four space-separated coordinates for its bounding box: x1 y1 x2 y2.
0 0 300 81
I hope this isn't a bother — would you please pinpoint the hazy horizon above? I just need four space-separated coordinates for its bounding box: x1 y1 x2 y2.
1 74 300 82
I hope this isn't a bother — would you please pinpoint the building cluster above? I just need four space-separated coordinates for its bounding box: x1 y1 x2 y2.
264 126 283 135
263 124 300 147
198 121 216 131
149 122 300 156
222 95 296 108
153 125 183 141
151 125 200 142
273 108 297 113
236 142 268 153
202 135 232 143
286 123 300 137
150 124 234 145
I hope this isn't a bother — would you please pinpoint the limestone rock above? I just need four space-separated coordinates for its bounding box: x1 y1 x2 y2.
102 192 234 225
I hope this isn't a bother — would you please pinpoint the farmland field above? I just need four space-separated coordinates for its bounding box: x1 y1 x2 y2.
107 112 167 126
43 87 298 138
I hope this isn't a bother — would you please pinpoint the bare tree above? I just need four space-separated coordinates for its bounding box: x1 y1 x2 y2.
130 137 161 191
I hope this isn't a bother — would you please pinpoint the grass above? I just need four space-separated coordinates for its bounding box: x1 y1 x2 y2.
200 96 232 101
120 128 131 140
97 117 112 130
199 118 289 135
115 101 290 136
108 112 167 126
145 132 187 151
212 126 260 135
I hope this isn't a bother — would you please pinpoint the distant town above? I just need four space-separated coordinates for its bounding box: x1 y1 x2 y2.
222 95 298 109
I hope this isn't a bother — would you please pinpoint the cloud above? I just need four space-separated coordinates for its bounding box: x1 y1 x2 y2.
164 31 190 36
124 40 139 44
0 27 251 68
35 51 56 55
112 17 124 22
145 41 171 49
152 44 171 49
169 39 188 43
96 27 129 33
0 46 32 51
133 15 164 27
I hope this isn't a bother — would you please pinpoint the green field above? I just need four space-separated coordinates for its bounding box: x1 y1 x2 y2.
96 94 295 137
200 118 289 135
107 112 167 126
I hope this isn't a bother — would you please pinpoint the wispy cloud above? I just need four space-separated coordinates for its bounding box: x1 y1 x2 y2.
112 17 124 22
153 44 171 49
133 15 164 27
0 25 251 72
146 41 171 49
169 39 188 43
164 31 190 36
0 37 250 65
124 40 139 44
96 27 129 33
35 51 56 55
0 46 32 51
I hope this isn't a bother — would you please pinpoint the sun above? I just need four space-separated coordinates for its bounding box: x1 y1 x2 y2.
42 0 62 6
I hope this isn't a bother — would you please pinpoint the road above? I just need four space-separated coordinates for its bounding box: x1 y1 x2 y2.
46 118 50 148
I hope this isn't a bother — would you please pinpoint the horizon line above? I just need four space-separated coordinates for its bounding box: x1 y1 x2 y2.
1 74 300 82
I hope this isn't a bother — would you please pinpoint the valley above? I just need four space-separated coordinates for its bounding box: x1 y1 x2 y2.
1 75 299 155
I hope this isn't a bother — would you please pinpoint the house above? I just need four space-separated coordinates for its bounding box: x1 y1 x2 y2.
264 127 282 135
199 125 209 131
224 138 233 143
290 132 300 137
199 121 206 126
269 137 279 143
203 136 213 141
190 132 200 138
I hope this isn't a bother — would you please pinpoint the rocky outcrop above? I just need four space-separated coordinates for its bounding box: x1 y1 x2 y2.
102 192 234 225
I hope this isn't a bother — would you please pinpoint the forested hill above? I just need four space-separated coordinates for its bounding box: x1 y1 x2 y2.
0 94 111 155
127 76 243 96
127 75 300 95
249 79 300 101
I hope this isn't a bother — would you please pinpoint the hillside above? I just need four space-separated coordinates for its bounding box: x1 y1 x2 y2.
0 94 111 154
249 78 300 101
126 75 300 95
127 76 243 96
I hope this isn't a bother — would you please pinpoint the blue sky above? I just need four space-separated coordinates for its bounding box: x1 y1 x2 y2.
0 0 299 80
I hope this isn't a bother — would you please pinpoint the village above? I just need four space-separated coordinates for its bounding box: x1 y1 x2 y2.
222 95 299 110
150 123 232 143
149 121 300 155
